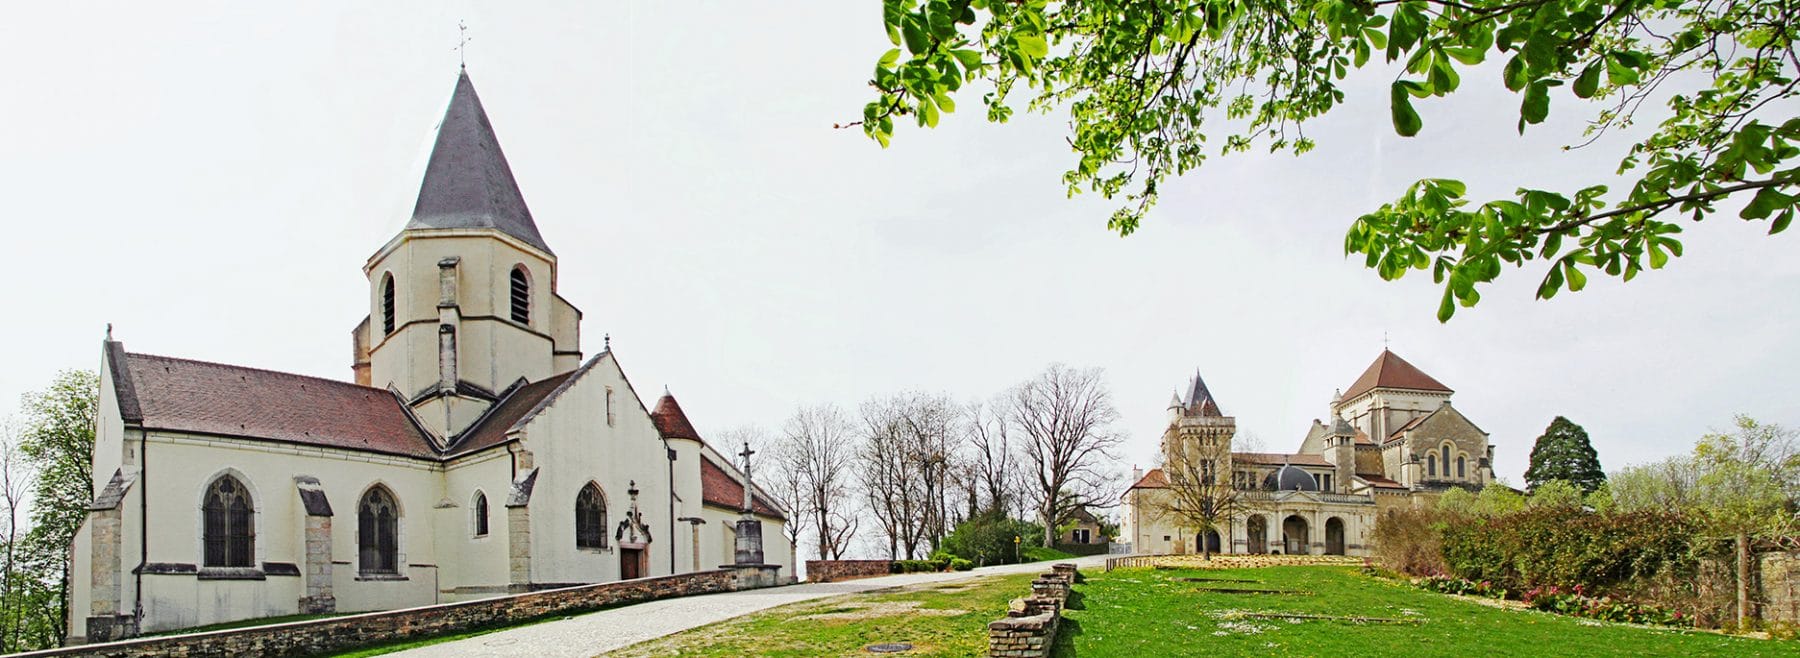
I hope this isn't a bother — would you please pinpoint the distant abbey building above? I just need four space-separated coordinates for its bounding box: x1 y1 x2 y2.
69 72 789 642
1121 351 1494 557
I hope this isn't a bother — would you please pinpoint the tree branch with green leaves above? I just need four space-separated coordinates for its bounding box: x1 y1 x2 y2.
854 0 1799 320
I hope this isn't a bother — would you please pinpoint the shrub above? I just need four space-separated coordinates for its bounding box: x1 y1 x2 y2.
1522 585 1689 627
941 511 1045 566
1438 507 1697 595
1371 507 1449 576
889 559 949 573
949 558 974 571
1416 575 1507 599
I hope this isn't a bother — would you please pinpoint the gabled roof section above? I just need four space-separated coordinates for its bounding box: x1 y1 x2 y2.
447 371 577 456
406 70 552 254
699 456 785 519
650 391 702 440
1342 350 1452 401
120 351 438 459
1185 370 1223 416
1129 468 1169 489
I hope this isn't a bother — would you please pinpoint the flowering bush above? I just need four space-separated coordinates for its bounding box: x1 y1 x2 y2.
1522 585 1689 627
1416 575 1506 599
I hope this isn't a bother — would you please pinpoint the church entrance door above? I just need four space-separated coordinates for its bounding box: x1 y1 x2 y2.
1198 530 1221 555
620 548 644 580
1246 516 1267 554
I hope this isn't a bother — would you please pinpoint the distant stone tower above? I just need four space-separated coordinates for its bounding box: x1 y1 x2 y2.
351 71 584 438
1162 371 1238 465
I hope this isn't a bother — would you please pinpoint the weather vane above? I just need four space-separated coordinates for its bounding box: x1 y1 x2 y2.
455 20 472 70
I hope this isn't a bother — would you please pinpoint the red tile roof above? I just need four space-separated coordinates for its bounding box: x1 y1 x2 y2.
650 392 702 440
1353 428 1375 445
1129 468 1168 489
120 350 438 459
1358 474 1408 490
1232 452 1333 467
1341 350 1452 401
448 371 577 455
699 456 785 519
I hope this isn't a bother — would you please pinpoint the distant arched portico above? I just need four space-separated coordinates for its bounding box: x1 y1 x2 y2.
1282 515 1309 555
1246 515 1268 554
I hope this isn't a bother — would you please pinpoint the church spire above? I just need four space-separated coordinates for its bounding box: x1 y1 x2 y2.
407 70 553 254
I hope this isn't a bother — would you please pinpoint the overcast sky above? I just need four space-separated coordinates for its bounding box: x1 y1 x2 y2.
2 2 1795 492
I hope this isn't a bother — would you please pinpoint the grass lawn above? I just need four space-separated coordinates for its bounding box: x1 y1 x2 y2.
607 573 1040 657
1064 565 1784 657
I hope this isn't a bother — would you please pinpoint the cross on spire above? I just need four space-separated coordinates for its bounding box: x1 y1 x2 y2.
455 20 472 70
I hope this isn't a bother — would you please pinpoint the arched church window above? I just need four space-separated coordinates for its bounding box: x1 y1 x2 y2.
510 266 530 324
472 491 489 537
359 486 400 574
202 475 254 568
576 483 608 549
1427 456 1437 477
1441 446 1453 479
381 273 396 335
1457 456 1466 479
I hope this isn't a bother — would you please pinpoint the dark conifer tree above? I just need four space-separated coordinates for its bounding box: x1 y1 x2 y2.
1524 416 1606 493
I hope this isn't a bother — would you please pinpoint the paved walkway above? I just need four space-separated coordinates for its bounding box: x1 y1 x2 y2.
386 555 1108 658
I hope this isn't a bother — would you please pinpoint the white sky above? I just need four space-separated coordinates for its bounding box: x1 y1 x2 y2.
1 2 1795 490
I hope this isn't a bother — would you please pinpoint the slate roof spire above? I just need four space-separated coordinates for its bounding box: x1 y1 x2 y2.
407 70 553 254
1185 370 1223 417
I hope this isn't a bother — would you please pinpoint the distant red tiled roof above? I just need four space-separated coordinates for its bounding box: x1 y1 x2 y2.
700 456 784 519
120 350 437 459
1353 428 1375 445
1342 350 1452 401
650 392 702 440
1129 468 1168 489
1232 452 1333 467
449 371 577 455
1358 474 1408 490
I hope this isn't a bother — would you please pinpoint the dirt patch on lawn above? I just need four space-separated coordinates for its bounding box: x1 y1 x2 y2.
797 600 968 621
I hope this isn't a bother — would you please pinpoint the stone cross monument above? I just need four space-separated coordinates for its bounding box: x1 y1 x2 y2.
733 441 765 565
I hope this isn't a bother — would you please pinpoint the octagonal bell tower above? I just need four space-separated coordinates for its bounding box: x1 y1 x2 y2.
351 70 583 439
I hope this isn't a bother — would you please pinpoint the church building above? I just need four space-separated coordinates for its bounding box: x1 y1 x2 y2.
68 71 790 643
1120 350 1495 557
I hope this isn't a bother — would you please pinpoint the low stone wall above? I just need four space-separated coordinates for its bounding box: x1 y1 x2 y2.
22 570 742 658
1103 554 1162 571
805 559 892 583
987 563 1077 658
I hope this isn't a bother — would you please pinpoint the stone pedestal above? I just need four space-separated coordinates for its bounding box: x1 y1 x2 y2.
733 517 764 565
721 563 783 590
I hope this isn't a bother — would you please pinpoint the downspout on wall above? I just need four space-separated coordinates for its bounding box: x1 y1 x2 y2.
134 427 147 630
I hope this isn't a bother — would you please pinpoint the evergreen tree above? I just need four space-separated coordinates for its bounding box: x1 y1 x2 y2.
1524 417 1606 494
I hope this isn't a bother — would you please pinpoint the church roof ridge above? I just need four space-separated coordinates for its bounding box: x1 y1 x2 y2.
125 349 388 394
406 70 553 254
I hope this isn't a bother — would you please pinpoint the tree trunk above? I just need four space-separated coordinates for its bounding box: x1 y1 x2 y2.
1736 532 1750 628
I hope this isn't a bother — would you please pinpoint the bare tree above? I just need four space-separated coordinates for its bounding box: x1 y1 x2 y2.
1152 429 1243 560
1005 364 1126 546
856 392 959 559
783 404 860 560
963 398 1020 517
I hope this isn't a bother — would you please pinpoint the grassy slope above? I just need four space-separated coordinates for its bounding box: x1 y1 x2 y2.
1063 566 1778 658
607 573 1038 657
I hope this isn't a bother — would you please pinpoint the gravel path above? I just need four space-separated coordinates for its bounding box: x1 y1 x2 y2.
383 555 1108 658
